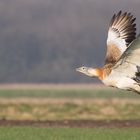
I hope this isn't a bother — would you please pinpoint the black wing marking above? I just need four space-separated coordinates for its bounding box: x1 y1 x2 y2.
132 66 140 83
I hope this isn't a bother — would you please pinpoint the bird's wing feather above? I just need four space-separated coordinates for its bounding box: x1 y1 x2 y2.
112 34 140 79
105 11 136 64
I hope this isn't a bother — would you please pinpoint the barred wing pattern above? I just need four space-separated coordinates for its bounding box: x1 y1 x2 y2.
105 11 136 64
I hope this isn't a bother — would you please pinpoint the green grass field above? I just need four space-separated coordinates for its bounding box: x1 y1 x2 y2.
0 127 140 140
0 88 140 98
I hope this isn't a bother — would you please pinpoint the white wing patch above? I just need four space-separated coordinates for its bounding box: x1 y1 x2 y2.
107 30 127 53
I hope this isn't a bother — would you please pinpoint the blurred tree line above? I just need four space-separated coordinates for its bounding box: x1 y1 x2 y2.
0 0 139 83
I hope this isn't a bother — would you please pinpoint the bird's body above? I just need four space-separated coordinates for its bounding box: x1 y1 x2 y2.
76 11 140 94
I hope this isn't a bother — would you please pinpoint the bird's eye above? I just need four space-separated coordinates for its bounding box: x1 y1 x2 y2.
82 67 85 70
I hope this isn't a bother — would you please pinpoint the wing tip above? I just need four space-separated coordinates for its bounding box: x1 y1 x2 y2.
108 11 137 46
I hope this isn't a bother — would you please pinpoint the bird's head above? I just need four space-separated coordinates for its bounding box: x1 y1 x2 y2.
76 66 103 80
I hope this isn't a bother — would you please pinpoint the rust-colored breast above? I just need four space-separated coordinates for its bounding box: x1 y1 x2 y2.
95 68 104 80
95 64 113 80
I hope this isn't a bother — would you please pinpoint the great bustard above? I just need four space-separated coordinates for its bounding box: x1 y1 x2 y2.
76 11 140 94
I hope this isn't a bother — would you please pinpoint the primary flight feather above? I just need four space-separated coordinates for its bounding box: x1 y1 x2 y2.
76 11 140 94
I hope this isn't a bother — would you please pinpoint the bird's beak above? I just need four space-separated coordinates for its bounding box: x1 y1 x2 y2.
76 67 81 72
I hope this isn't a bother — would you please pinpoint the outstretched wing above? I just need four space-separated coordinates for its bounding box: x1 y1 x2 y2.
105 11 136 64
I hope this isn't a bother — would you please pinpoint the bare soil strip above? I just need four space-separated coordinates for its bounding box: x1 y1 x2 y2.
0 98 139 105
0 83 107 90
0 120 139 128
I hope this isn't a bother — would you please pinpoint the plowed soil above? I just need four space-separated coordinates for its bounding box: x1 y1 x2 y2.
0 120 140 128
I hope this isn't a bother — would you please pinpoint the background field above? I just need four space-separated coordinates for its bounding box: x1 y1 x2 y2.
0 84 139 140
0 84 139 120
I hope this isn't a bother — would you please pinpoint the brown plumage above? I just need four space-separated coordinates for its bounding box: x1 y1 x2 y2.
105 43 121 64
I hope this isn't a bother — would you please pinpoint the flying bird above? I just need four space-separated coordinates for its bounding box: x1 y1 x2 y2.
76 11 140 94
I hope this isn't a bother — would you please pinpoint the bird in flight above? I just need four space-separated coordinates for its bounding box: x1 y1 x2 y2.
76 11 140 94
